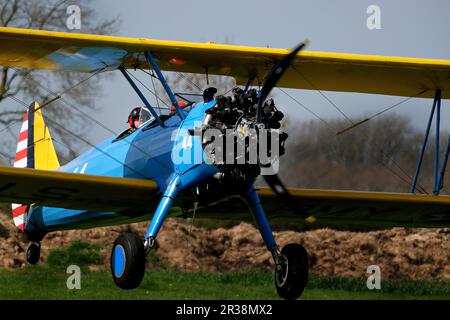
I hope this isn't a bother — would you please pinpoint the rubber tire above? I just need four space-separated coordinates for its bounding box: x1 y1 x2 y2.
111 233 146 290
26 243 40 265
275 243 309 300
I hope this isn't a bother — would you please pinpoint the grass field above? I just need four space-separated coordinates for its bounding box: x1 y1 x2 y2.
0 266 448 300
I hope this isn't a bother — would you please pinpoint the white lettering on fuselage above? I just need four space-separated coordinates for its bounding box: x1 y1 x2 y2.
73 162 88 174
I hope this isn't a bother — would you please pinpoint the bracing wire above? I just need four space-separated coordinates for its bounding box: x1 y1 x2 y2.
278 82 428 194
9 95 149 179
5 67 176 173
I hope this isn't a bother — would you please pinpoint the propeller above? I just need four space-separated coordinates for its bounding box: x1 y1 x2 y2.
255 40 315 223
263 174 316 223
256 40 310 123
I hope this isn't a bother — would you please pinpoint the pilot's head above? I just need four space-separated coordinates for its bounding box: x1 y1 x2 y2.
127 107 141 129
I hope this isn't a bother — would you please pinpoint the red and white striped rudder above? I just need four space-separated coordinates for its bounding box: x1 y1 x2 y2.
11 111 30 231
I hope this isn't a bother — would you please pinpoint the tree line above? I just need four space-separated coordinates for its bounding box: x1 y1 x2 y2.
277 114 449 194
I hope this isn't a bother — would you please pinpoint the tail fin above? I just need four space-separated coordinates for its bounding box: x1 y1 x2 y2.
11 101 60 230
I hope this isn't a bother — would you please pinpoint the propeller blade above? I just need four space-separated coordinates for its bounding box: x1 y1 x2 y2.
256 40 313 223
263 174 316 223
257 40 310 122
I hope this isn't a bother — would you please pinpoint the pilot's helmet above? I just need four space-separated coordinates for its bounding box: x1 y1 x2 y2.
169 101 187 114
127 107 141 128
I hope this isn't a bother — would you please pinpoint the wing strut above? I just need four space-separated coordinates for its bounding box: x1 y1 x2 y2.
144 52 186 120
119 66 165 127
410 89 448 194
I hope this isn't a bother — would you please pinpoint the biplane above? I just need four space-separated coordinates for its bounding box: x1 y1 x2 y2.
0 27 449 300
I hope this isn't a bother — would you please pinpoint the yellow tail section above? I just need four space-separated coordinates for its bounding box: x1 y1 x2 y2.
32 101 60 170
11 101 60 230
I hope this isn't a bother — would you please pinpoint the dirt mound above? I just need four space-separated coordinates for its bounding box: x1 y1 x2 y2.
0 212 449 280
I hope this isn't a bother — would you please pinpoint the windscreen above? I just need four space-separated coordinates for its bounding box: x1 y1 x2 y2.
138 107 153 127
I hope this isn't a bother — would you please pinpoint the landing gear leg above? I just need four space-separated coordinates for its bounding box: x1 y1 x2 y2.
110 174 181 289
246 186 309 300
26 242 40 265
143 174 181 254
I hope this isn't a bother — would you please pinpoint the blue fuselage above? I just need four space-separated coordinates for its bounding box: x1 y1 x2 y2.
26 100 221 232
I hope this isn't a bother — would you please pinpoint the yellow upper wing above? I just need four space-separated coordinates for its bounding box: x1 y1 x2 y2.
0 27 449 98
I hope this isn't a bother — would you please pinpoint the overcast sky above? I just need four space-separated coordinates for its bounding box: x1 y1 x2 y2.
84 0 450 146
2 0 450 157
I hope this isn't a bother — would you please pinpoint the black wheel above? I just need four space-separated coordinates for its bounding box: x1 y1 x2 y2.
26 243 40 265
110 232 146 289
275 243 309 300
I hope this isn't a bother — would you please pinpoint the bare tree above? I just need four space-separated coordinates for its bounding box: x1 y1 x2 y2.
0 0 120 163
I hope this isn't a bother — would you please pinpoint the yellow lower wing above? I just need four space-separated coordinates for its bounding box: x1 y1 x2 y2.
261 188 450 228
190 188 450 229
0 166 158 212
